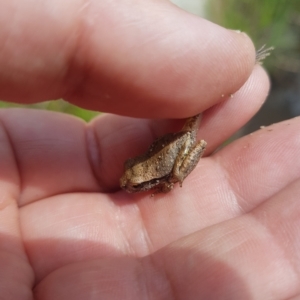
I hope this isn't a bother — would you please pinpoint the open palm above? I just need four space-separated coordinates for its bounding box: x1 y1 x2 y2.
1 106 299 299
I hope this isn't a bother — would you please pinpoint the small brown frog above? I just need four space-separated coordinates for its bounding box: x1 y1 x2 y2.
120 114 206 194
120 46 273 195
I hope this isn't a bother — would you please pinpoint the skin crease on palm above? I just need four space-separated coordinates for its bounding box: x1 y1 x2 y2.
0 0 300 299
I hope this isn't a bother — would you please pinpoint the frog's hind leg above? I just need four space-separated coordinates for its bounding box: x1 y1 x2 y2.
173 140 207 186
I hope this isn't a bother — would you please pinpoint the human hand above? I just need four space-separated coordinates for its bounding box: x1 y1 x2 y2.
1 0 300 299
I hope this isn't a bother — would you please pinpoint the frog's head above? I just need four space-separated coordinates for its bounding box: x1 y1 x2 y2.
120 167 145 193
120 170 135 193
120 165 163 193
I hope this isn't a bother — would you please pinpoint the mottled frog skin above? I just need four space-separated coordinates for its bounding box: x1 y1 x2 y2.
120 114 206 194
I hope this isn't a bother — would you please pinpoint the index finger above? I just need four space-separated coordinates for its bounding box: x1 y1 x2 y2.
0 0 256 118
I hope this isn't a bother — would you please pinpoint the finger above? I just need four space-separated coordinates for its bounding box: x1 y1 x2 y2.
0 109 100 205
33 257 167 300
199 64 270 154
0 108 176 203
0 121 34 298
215 116 300 212
0 0 256 117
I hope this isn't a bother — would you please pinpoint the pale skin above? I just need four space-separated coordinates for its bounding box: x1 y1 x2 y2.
0 0 300 300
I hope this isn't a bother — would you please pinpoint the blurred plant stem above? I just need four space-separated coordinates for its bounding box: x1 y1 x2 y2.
0 99 100 122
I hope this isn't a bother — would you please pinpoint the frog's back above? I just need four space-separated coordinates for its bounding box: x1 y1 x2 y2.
129 132 188 183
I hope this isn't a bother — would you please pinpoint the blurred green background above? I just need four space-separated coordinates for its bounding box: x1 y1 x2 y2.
0 99 99 122
1 0 299 131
